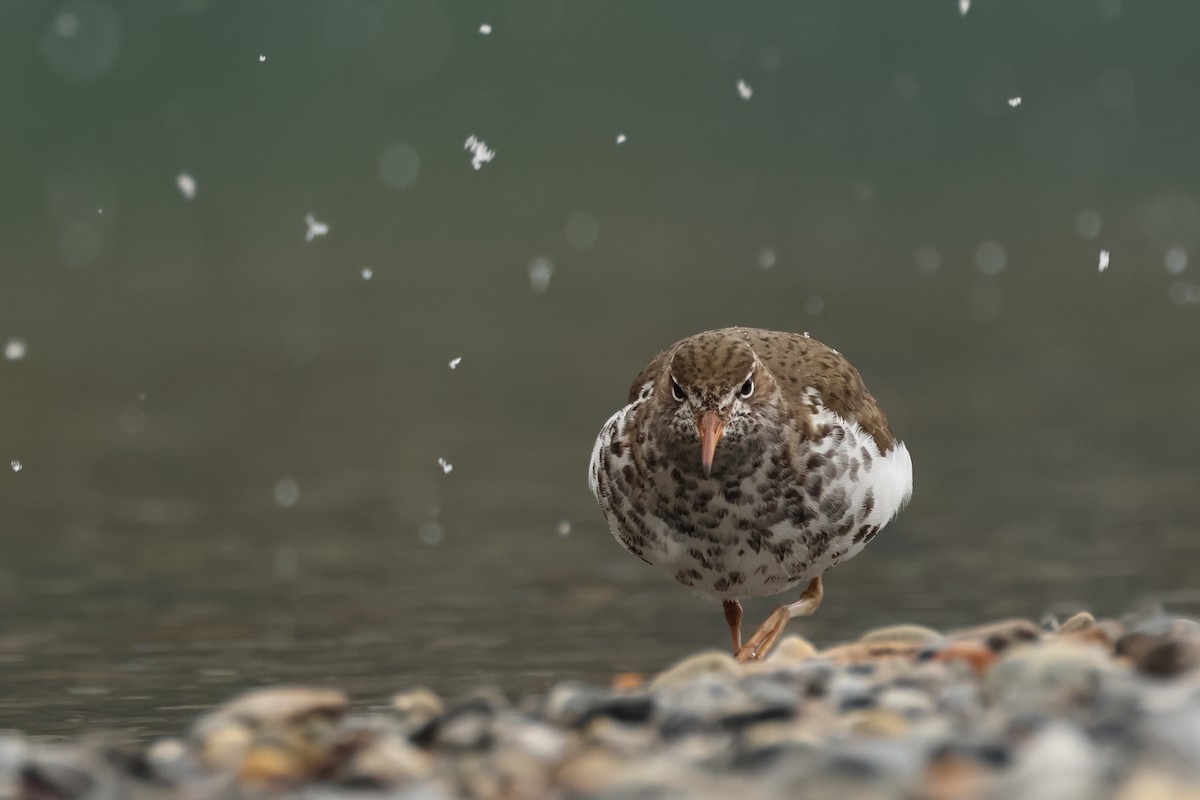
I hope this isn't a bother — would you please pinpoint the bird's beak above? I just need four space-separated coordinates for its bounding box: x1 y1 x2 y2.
699 410 726 477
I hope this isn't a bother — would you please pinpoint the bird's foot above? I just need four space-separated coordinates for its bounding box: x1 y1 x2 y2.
733 576 824 662
734 606 790 662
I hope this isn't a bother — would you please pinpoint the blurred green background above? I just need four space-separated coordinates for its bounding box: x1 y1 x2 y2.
2 0 1200 736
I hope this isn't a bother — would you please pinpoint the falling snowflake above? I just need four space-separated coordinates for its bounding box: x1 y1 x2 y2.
4 339 26 361
1008 97 1022 108
418 520 444 545
758 248 777 269
615 133 627 144
448 357 462 369
557 520 571 537
304 213 329 241
528 257 553 293
1099 250 1110 272
464 135 495 170
437 458 453 474
959 0 970 15
10 460 21 473
361 267 373 280
176 173 197 200
479 23 492 35
272 478 300 508
1165 247 1188 274
258 54 266 62
736 79 753 100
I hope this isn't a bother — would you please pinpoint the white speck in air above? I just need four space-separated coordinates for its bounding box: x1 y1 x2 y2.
304 213 329 241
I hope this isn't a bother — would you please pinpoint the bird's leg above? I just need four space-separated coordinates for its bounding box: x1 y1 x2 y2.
723 599 743 653
735 576 824 662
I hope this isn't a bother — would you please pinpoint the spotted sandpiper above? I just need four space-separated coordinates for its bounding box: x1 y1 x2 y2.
589 328 912 661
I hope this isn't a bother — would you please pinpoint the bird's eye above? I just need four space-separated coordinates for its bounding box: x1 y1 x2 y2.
740 378 754 398
671 379 686 402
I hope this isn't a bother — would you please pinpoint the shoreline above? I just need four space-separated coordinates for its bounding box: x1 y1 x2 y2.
4 606 1200 799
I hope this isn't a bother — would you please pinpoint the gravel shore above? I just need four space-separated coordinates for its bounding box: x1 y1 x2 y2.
5 606 1200 799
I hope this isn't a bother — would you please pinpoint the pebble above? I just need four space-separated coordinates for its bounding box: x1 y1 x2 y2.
4 609 1200 799
649 650 741 689
765 634 819 664
391 687 445 733
859 623 943 648
985 640 1117 712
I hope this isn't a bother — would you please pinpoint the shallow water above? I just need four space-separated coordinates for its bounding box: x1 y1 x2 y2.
3 2 1200 736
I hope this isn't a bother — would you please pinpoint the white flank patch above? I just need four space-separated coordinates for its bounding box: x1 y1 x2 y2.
1008 96 1022 108
304 213 329 241
1099 249 1110 272
176 173 196 200
736 79 753 100
464 135 495 170
814 408 913 526
438 457 453 474
448 357 462 369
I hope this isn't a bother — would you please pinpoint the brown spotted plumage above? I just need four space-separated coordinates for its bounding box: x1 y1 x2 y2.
589 328 912 661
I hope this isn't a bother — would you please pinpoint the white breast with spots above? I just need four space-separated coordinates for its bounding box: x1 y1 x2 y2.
590 394 912 601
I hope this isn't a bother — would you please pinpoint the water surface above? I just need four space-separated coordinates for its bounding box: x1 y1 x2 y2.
2 1 1200 736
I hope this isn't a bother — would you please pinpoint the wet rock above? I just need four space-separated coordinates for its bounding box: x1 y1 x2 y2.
1059 611 1097 635
1117 627 1200 677
878 686 934 720
144 737 205 786
581 715 658 754
929 641 996 675
764 634 818 664
649 651 740 689
985 641 1117 712
542 682 611 728
189 686 346 788
819 641 925 666
611 671 645 691
859 623 943 648
391 687 444 734
1116 765 1200 800
18 608 1200 799
411 695 499 751
997 721 1102 800
1138 638 1200 677
541 681 654 729
656 678 761 737
329 717 433 788
17 745 123 800
952 618 1042 654
778 658 837 699
829 674 877 712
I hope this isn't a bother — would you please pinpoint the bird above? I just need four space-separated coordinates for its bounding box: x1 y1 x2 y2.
588 328 912 661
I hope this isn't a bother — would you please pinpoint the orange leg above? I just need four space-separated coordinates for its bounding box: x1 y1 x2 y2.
723 599 743 653
735 575 824 662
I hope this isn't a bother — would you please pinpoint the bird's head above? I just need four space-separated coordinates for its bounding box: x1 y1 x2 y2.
658 330 773 476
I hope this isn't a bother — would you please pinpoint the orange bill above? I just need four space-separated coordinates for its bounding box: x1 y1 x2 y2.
699 410 726 476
